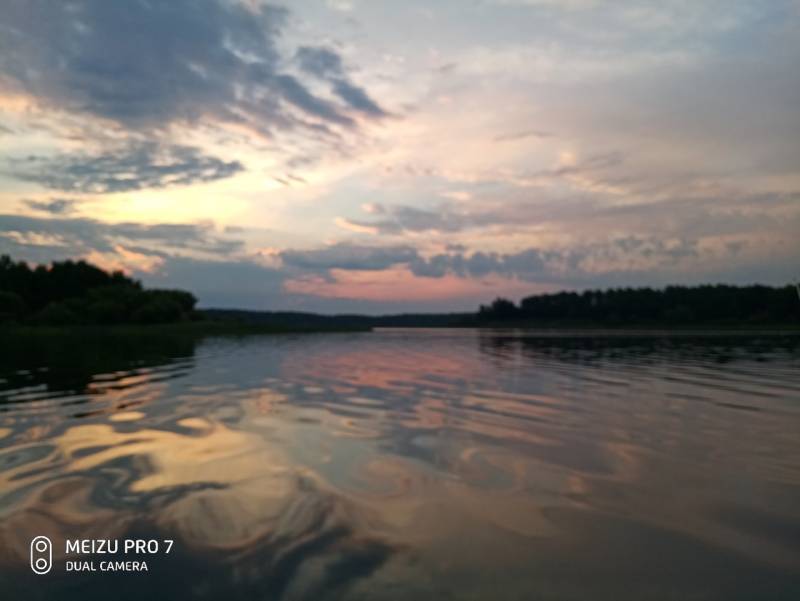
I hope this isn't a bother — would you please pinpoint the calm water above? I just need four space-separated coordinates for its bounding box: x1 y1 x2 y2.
1 329 799 600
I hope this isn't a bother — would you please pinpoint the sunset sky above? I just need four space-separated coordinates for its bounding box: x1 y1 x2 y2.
1 0 798 313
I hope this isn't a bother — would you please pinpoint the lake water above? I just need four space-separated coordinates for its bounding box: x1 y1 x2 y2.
1 329 799 600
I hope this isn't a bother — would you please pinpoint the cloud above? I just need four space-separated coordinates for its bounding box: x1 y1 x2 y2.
0 214 243 263
493 129 553 142
339 203 470 234
270 74 354 127
283 264 536 307
296 46 344 78
405 237 770 285
3 211 795 310
294 45 387 118
0 0 385 135
409 248 549 279
280 242 418 272
0 213 324 310
22 198 77 215
9 143 243 193
331 78 388 117
326 0 355 12
0 217 719 288
277 232 787 288
340 187 800 242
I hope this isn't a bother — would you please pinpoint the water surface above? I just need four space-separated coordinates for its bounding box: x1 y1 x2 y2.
1 329 799 600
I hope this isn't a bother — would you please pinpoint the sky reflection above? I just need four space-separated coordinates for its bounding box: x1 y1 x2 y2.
1 330 799 599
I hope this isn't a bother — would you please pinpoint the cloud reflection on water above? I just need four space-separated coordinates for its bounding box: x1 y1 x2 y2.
0 330 799 599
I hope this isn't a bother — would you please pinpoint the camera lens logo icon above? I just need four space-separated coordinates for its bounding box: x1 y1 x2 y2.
30 536 52 575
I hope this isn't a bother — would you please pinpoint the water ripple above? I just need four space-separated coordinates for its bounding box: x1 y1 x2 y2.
0 330 799 599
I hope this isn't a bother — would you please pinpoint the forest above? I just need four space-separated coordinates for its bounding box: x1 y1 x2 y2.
475 285 800 326
0 255 196 325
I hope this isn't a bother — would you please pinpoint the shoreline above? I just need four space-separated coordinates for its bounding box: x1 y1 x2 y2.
3 321 798 337
0 321 372 338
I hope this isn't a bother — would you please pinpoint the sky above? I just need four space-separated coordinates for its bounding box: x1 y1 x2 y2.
1 0 798 313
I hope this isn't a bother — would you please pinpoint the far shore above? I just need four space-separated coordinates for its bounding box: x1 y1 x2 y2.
0 320 372 339
453 321 800 332
3 319 798 338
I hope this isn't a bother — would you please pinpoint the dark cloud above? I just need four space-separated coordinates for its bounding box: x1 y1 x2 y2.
295 46 344 78
280 243 418 271
271 74 353 127
10 143 243 193
278 236 752 286
22 198 77 215
342 203 469 234
331 79 388 117
294 45 387 118
409 248 549 279
408 238 708 283
342 189 800 240
0 0 385 135
0 214 243 260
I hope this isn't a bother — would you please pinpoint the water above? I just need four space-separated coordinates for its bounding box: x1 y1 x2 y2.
1 329 799 600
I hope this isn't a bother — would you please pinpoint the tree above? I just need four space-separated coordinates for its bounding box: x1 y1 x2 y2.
477 284 800 325
0 291 26 322
36 302 80 326
0 255 197 326
133 297 184 324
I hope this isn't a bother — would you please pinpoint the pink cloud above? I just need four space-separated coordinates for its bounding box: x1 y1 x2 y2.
283 265 549 302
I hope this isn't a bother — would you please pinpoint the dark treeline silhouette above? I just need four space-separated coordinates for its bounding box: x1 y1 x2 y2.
203 308 469 329
475 285 800 326
0 255 196 325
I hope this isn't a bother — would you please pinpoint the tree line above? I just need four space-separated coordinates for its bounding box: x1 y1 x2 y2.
475 284 800 326
3 253 798 328
0 255 197 325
